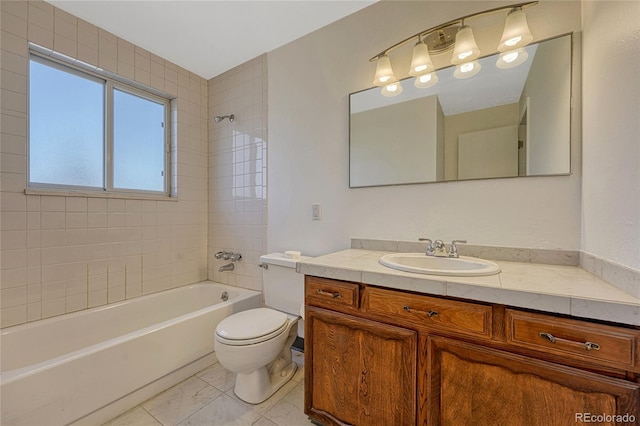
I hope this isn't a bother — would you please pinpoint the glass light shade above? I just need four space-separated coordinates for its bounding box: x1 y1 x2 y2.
414 72 438 89
451 25 481 65
496 48 529 69
381 81 403 97
372 54 397 86
497 8 533 52
409 40 435 76
453 60 481 79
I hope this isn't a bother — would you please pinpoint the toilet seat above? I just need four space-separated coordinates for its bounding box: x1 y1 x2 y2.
215 308 289 346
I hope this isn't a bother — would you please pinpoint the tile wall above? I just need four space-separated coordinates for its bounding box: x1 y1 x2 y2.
207 56 267 292
0 0 209 327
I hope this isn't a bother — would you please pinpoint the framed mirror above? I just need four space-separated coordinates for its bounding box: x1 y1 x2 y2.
349 34 572 188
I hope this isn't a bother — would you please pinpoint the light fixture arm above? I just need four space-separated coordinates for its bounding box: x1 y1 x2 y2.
368 1 537 62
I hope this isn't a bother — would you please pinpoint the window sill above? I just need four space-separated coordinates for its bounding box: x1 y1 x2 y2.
25 188 178 201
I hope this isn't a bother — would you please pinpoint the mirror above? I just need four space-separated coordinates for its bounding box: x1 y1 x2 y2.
349 34 572 188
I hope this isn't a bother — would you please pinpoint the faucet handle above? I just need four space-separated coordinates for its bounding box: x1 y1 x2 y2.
418 238 435 256
448 240 467 258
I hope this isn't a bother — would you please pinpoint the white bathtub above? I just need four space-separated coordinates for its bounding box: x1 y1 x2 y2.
0 282 261 426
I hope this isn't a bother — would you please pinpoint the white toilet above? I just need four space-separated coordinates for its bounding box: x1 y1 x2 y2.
214 252 310 404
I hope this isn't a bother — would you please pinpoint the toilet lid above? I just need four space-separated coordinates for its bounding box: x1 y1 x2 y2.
216 308 288 341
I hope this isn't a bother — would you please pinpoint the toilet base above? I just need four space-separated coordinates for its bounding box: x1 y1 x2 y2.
234 361 298 404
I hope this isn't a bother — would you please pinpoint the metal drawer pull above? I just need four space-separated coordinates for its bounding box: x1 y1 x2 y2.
538 332 600 351
317 289 341 298
403 306 438 317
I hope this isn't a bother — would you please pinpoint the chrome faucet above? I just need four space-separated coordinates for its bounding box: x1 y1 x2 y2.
215 251 242 261
418 238 467 258
418 238 435 256
448 240 467 258
219 263 234 272
432 240 447 257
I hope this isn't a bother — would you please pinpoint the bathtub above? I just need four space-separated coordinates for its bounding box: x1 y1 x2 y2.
0 282 261 426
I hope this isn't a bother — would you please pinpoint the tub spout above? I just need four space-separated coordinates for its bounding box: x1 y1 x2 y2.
219 263 234 272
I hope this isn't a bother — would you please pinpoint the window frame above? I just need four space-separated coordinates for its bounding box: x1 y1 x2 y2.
28 52 171 197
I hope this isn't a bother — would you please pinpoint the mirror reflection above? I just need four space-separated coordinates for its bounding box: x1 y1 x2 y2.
349 34 572 188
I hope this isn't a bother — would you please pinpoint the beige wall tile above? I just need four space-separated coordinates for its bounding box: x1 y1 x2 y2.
1 0 209 328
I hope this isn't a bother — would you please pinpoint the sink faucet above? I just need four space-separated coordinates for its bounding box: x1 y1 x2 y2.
418 238 467 258
448 240 467 258
219 263 234 272
418 238 435 256
432 240 447 257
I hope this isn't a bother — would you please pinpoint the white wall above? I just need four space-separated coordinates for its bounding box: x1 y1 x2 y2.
350 95 441 186
521 35 571 176
268 1 583 257
582 1 640 270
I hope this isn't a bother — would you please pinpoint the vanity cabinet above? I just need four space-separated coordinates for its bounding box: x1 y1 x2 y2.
304 307 417 426
304 276 640 426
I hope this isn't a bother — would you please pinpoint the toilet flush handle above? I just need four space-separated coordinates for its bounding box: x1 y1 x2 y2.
257 263 268 269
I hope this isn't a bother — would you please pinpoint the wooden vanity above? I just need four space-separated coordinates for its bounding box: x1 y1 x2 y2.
304 275 640 425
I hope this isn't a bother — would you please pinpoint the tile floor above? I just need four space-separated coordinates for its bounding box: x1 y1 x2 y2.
103 351 314 426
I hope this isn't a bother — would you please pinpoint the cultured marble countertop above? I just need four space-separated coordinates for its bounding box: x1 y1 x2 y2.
297 249 640 327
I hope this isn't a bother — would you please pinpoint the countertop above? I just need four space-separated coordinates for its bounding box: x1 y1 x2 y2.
297 249 640 326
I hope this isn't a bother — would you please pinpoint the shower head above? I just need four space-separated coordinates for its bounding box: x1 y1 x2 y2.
214 114 234 123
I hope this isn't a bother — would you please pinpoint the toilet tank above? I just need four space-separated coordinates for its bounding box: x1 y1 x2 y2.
260 253 311 315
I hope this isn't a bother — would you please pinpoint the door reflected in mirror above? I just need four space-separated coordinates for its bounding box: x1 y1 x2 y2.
349 34 572 188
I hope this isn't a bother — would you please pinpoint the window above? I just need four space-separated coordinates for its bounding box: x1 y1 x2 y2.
29 54 170 195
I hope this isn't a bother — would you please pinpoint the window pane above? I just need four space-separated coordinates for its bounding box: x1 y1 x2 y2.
113 89 166 192
29 57 104 188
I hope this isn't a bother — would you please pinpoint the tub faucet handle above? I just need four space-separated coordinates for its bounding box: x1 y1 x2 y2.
230 253 242 262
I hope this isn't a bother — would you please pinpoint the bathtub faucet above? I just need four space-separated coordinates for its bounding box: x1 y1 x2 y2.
219 263 235 272
215 251 242 262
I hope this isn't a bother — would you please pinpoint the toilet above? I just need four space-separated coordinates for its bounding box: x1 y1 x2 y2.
214 252 310 404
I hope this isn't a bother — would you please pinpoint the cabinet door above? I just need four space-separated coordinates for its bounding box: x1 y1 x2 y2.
305 306 417 426
426 336 639 426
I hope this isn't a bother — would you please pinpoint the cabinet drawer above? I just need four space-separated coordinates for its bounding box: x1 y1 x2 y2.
363 286 492 338
506 309 639 369
305 276 359 313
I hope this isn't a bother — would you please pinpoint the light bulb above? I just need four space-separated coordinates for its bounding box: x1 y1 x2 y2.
451 25 481 65
381 81 403 97
496 48 529 69
498 8 533 52
372 54 397 87
454 60 481 79
409 40 435 77
414 72 438 89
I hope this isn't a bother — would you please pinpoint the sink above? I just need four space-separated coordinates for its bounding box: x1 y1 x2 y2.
379 253 500 277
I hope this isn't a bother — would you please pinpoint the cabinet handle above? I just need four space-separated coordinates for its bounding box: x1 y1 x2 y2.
317 289 341 298
403 306 438 317
538 332 601 351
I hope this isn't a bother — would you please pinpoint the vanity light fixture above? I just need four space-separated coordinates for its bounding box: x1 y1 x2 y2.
497 7 533 52
372 54 397 86
409 36 435 77
451 24 481 65
368 1 537 95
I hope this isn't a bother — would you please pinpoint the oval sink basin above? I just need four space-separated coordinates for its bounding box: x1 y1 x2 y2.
379 253 500 277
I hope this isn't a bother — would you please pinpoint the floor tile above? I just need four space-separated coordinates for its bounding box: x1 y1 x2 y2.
252 417 278 426
141 376 222 426
196 361 237 392
224 374 299 417
262 382 313 426
177 393 261 426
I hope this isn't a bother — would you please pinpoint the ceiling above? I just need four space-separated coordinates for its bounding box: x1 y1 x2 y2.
47 0 376 80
